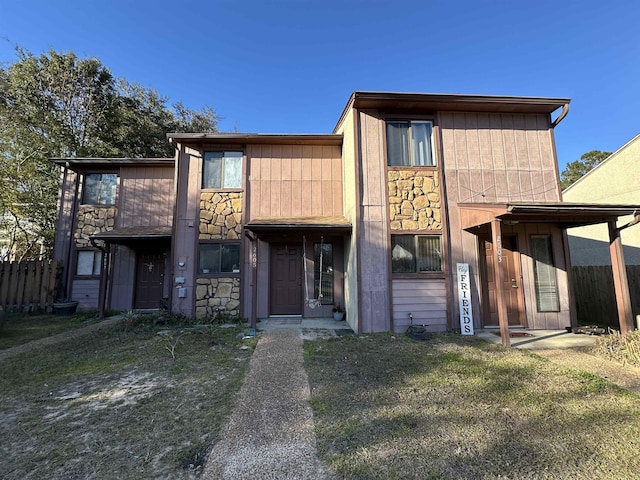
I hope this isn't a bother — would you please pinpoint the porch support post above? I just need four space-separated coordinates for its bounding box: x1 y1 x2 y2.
491 218 510 347
608 220 634 334
97 243 111 318
250 238 258 329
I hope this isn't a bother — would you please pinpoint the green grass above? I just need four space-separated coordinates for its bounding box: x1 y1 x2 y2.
0 312 100 349
0 319 257 479
304 333 640 480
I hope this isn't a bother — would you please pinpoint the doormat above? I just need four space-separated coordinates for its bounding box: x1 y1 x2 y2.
492 331 535 338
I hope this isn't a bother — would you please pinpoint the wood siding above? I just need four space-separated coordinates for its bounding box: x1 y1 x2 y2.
247 144 343 218
440 111 562 329
392 278 447 332
71 278 99 311
118 166 174 228
358 111 391 332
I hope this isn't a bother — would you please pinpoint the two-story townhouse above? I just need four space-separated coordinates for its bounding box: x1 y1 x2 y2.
53 91 640 344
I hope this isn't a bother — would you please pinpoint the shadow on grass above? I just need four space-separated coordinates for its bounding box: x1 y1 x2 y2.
304 333 640 480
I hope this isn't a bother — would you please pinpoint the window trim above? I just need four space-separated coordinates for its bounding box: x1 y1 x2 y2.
74 249 102 277
390 234 443 275
81 173 118 206
385 119 437 168
530 234 560 312
202 151 244 190
197 240 241 276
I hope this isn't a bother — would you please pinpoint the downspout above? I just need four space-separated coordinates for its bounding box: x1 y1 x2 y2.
168 137 180 315
551 103 570 128
64 164 80 299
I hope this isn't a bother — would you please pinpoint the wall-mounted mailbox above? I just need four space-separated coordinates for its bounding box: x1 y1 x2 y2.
178 287 187 298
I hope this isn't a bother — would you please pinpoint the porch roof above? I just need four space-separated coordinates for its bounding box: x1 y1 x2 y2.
458 202 640 230
245 216 351 233
90 226 172 245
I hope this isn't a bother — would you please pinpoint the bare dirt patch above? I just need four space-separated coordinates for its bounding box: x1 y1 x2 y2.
0 321 256 479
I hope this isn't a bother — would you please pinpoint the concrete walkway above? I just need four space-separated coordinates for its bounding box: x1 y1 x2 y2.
201 329 335 480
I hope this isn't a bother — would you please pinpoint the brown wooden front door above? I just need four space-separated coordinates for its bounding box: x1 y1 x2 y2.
135 252 165 309
270 244 302 315
482 235 525 327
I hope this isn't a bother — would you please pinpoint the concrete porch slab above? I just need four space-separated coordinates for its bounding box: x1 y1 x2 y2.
476 329 599 350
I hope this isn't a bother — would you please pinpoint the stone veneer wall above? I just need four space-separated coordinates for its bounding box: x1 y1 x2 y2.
196 192 243 319
195 278 241 319
199 192 243 240
388 170 441 230
74 206 116 247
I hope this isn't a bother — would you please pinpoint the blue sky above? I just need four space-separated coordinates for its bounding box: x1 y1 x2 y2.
1 0 639 170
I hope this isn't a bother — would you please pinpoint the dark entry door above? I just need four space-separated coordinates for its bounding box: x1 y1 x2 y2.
482 236 524 327
270 244 302 315
135 252 165 309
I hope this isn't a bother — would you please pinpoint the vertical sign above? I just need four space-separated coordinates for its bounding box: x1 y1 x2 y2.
457 263 474 335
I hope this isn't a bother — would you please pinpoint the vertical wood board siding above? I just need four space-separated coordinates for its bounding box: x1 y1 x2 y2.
247 144 343 218
119 166 174 228
71 279 99 310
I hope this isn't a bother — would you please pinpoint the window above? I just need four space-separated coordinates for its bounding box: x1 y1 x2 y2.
386 120 435 167
203 151 243 189
391 235 442 273
198 243 240 274
83 173 117 205
531 235 560 312
314 243 333 304
76 250 101 276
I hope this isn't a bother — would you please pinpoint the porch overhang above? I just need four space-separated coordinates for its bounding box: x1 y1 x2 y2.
458 202 640 347
459 202 640 230
245 216 352 234
90 226 172 246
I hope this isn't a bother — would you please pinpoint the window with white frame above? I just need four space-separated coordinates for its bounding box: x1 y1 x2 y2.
386 120 435 167
391 235 442 273
198 242 241 274
82 173 117 205
202 151 243 189
76 250 102 276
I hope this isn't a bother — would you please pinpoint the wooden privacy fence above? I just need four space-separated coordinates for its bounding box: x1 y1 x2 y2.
0 260 62 312
572 265 640 329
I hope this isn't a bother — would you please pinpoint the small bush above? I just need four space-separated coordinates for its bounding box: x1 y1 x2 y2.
593 329 640 366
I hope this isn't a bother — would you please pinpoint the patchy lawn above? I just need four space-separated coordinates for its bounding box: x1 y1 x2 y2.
0 312 99 350
0 319 256 479
304 333 640 480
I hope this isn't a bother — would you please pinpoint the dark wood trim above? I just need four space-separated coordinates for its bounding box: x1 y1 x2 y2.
434 113 454 330
561 229 577 327
354 107 364 333
240 149 248 322
382 112 394 332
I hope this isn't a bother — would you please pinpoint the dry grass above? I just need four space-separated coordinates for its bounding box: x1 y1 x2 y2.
304 333 640 480
0 318 256 479
593 329 640 367
0 312 97 350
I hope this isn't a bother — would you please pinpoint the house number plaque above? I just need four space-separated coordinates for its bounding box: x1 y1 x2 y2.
457 263 474 335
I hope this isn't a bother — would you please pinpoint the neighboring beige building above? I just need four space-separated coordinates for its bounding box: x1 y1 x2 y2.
564 134 640 265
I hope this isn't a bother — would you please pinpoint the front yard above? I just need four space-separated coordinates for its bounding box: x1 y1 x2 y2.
0 315 256 479
304 333 640 480
3 315 640 480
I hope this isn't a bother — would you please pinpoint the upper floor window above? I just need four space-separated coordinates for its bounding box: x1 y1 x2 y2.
386 120 435 167
83 173 117 205
203 151 243 189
